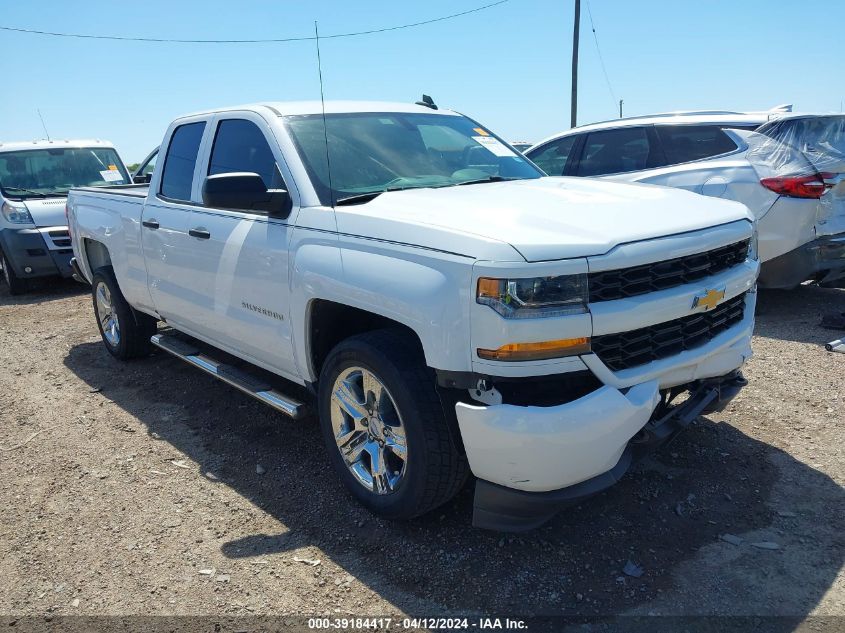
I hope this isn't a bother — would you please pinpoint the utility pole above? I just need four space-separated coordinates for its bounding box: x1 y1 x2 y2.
570 0 580 128
619 99 624 118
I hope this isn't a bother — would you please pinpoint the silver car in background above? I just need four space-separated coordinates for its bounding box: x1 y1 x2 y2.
526 108 845 289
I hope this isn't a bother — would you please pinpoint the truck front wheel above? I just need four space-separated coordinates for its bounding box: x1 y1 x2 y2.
317 330 468 520
91 267 157 359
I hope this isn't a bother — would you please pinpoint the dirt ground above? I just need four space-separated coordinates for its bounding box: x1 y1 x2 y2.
0 279 843 626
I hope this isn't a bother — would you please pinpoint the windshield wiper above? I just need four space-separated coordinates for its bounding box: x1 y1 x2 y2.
335 191 385 206
454 175 515 186
334 184 437 206
2 186 49 197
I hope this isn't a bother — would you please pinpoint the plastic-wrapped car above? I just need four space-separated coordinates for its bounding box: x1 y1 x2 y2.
526 109 845 289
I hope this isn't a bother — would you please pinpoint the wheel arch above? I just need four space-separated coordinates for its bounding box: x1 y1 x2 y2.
80 238 113 279
306 299 425 383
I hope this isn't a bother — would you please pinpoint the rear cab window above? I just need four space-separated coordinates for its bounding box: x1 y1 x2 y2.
159 122 206 201
655 125 739 164
139 151 157 178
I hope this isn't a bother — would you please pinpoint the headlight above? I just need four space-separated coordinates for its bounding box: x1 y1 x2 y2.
1 201 34 225
747 227 759 261
477 274 588 318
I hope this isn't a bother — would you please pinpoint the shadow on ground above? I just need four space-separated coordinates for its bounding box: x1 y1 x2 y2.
62 335 845 624
0 277 86 306
755 286 845 344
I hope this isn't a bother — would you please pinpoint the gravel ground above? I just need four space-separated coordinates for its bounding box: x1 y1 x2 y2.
0 279 843 624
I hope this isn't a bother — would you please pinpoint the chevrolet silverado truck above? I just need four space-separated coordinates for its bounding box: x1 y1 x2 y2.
67 101 759 531
0 140 131 294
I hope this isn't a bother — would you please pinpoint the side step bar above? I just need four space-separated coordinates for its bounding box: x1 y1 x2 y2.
150 333 308 420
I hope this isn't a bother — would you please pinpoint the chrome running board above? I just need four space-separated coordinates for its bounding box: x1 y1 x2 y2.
150 333 308 420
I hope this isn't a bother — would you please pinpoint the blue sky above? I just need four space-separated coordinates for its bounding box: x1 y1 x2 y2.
1 0 842 163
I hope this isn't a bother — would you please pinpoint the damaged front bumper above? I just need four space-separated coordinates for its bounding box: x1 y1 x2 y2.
457 371 747 532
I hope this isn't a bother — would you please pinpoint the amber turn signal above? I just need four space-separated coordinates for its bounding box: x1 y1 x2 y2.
477 277 503 299
477 337 591 361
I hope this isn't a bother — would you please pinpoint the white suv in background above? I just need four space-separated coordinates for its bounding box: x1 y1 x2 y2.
526 108 845 289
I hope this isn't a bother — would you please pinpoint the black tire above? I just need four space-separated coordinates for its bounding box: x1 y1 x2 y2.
91 266 157 360
0 248 28 295
317 329 468 520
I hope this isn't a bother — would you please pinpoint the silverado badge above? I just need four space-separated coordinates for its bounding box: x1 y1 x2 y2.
692 287 726 311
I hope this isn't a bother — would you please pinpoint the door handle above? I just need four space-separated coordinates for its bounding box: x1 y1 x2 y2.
189 227 211 240
142 219 160 229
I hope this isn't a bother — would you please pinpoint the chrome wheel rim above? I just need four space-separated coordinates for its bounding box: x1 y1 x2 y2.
95 281 120 347
330 366 408 494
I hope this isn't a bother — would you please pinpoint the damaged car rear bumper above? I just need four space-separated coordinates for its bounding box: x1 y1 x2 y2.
759 233 845 288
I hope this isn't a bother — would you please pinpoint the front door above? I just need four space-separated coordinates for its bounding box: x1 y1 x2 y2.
182 114 298 379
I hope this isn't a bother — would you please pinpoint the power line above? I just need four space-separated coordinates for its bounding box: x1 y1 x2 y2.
0 1 508 44
585 0 618 109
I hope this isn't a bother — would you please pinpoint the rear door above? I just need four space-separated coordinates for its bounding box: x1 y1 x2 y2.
182 112 299 378
141 117 213 333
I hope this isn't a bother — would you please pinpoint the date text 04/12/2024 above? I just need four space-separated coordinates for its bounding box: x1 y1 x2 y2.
307 618 528 630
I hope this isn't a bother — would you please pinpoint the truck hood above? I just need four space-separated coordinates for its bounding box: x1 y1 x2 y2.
335 177 753 262
22 197 68 228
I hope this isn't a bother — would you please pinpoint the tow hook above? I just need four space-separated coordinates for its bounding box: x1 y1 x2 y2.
700 371 748 415
470 378 503 406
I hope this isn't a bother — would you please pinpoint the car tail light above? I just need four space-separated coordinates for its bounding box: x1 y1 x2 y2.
760 172 834 199
65 202 71 238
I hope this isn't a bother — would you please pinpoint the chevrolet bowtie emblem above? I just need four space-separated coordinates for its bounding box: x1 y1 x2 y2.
692 287 726 311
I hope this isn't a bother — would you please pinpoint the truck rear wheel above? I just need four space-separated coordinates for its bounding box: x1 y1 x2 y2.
91 267 157 360
0 249 28 295
317 330 468 520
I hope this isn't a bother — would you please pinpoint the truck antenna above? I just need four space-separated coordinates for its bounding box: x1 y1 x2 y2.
314 21 335 208
37 109 51 141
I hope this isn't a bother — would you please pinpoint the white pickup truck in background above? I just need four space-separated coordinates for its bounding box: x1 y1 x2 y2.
67 101 759 531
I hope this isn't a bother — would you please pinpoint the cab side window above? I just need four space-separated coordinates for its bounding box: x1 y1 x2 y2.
527 136 576 176
160 122 206 201
576 127 653 177
208 119 285 190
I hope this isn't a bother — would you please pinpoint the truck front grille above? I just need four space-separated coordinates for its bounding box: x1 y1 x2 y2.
588 240 749 303
592 292 747 372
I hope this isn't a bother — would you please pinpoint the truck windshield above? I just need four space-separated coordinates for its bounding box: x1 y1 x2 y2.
0 147 130 199
285 112 542 205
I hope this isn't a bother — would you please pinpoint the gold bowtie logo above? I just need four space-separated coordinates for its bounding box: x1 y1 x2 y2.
692 287 726 311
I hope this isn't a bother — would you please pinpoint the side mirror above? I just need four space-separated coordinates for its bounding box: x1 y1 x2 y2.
202 172 290 216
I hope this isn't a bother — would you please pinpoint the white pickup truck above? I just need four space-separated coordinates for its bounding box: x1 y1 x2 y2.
67 101 759 531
